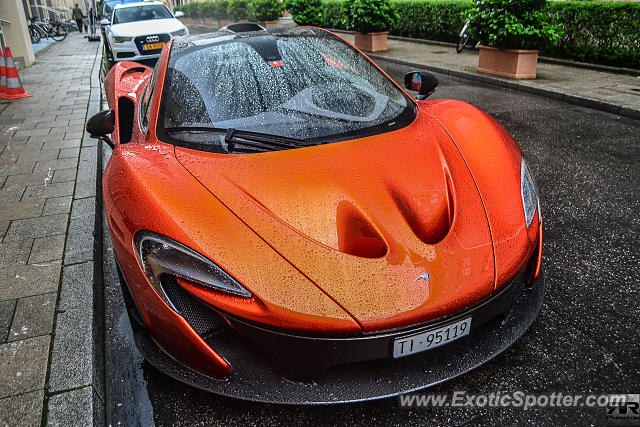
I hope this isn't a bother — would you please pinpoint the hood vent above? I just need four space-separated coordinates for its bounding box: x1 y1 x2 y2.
336 201 387 258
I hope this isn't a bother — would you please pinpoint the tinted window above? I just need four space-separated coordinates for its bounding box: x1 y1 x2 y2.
158 32 414 152
113 5 172 24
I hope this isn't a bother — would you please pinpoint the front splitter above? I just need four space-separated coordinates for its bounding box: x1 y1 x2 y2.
132 273 544 404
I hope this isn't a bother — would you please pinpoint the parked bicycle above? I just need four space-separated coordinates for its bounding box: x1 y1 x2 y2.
456 20 471 53
28 17 68 43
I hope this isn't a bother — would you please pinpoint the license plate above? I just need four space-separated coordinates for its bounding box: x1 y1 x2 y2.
393 317 472 358
143 42 165 51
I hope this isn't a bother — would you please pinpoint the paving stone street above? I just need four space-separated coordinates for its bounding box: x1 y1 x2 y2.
0 33 101 425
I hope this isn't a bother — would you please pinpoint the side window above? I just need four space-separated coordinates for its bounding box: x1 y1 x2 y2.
140 62 160 133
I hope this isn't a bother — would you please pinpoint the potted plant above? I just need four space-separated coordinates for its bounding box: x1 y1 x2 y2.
465 0 562 79
250 0 283 26
228 0 249 22
215 0 230 28
286 0 324 27
342 0 396 52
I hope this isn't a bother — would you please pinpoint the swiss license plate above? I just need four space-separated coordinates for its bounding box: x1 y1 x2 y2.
143 42 165 51
393 317 472 358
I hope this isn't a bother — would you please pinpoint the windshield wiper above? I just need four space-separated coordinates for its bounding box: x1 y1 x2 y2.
164 126 306 153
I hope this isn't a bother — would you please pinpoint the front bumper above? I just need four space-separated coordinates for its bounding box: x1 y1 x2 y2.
120 261 545 404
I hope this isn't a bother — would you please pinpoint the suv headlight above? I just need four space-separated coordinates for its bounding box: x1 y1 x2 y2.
113 36 133 43
170 28 187 37
134 231 252 310
521 158 538 227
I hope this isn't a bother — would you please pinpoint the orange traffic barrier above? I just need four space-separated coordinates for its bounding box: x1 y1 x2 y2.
0 47 31 100
0 48 6 97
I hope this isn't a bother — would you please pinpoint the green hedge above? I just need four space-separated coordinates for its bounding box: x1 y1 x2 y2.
320 0 640 69
545 1 640 69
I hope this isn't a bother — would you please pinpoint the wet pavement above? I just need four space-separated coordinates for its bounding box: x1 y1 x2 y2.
103 61 639 425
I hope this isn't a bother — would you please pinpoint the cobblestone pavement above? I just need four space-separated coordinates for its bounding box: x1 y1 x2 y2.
0 33 101 426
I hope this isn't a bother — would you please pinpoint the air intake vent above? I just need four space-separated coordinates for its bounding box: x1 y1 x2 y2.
223 22 266 33
160 276 227 337
336 201 387 258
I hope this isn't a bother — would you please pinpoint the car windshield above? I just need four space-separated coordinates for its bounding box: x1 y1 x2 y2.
113 4 172 24
158 31 415 152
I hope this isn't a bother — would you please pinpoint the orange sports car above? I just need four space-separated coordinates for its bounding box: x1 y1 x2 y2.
87 24 544 403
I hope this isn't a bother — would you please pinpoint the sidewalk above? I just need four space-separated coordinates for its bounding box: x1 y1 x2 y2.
0 33 102 426
338 33 640 120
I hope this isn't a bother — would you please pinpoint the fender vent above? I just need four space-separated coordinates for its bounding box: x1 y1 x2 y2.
117 97 134 144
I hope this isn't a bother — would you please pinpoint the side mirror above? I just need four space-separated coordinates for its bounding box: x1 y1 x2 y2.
100 18 110 26
86 109 115 149
174 11 184 18
404 71 438 100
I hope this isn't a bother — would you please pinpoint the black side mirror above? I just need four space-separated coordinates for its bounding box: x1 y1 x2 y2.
404 71 438 100
86 109 115 149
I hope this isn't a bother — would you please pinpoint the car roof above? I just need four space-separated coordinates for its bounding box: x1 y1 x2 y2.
113 1 165 10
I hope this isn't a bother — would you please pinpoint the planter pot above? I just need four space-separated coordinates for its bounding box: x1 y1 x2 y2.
204 17 214 26
477 45 538 79
181 17 193 25
218 19 230 28
354 31 388 53
259 20 278 27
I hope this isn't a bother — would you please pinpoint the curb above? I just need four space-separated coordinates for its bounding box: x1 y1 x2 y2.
368 54 640 121
44 39 106 426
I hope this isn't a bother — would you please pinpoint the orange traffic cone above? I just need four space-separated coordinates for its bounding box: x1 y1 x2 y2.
0 47 31 100
0 49 6 97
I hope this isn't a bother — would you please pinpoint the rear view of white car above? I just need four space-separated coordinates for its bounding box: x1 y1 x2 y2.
102 1 188 62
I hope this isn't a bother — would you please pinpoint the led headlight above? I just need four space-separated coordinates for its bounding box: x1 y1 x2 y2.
113 36 133 43
134 231 252 310
521 158 538 227
170 28 187 37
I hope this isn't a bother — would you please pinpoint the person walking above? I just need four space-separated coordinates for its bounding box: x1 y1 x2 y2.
72 4 85 33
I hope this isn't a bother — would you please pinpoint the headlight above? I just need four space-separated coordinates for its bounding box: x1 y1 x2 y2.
134 231 252 311
113 36 133 43
521 158 538 227
170 28 187 37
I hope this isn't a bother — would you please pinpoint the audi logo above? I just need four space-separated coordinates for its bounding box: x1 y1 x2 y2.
146 35 160 43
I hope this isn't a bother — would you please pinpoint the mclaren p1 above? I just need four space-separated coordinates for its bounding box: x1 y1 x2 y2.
88 23 544 404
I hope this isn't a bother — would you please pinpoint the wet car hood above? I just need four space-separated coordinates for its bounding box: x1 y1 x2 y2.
174 114 496 331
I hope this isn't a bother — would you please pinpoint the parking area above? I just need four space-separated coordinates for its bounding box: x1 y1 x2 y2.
101 60 639 426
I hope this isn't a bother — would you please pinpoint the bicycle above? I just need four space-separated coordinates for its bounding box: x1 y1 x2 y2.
456 20 470 53
28 18 68 43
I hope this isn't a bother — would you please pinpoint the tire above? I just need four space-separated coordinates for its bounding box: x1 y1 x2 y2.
51 24 67 41
30 27 41 44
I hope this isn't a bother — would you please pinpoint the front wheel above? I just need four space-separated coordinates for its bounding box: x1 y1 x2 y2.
30 27 41 43
51 24 67 41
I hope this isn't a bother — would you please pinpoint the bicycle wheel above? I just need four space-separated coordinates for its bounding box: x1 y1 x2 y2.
30 26 41 44
51 24 67 41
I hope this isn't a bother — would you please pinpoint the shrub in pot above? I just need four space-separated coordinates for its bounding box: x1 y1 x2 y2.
465 0 562 78
228 0 249 21
215 0 230 28
342 0 397 52
286 0 324 27
250 0 283 26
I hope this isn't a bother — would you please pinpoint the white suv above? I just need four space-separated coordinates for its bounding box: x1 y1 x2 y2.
103 1 188 62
